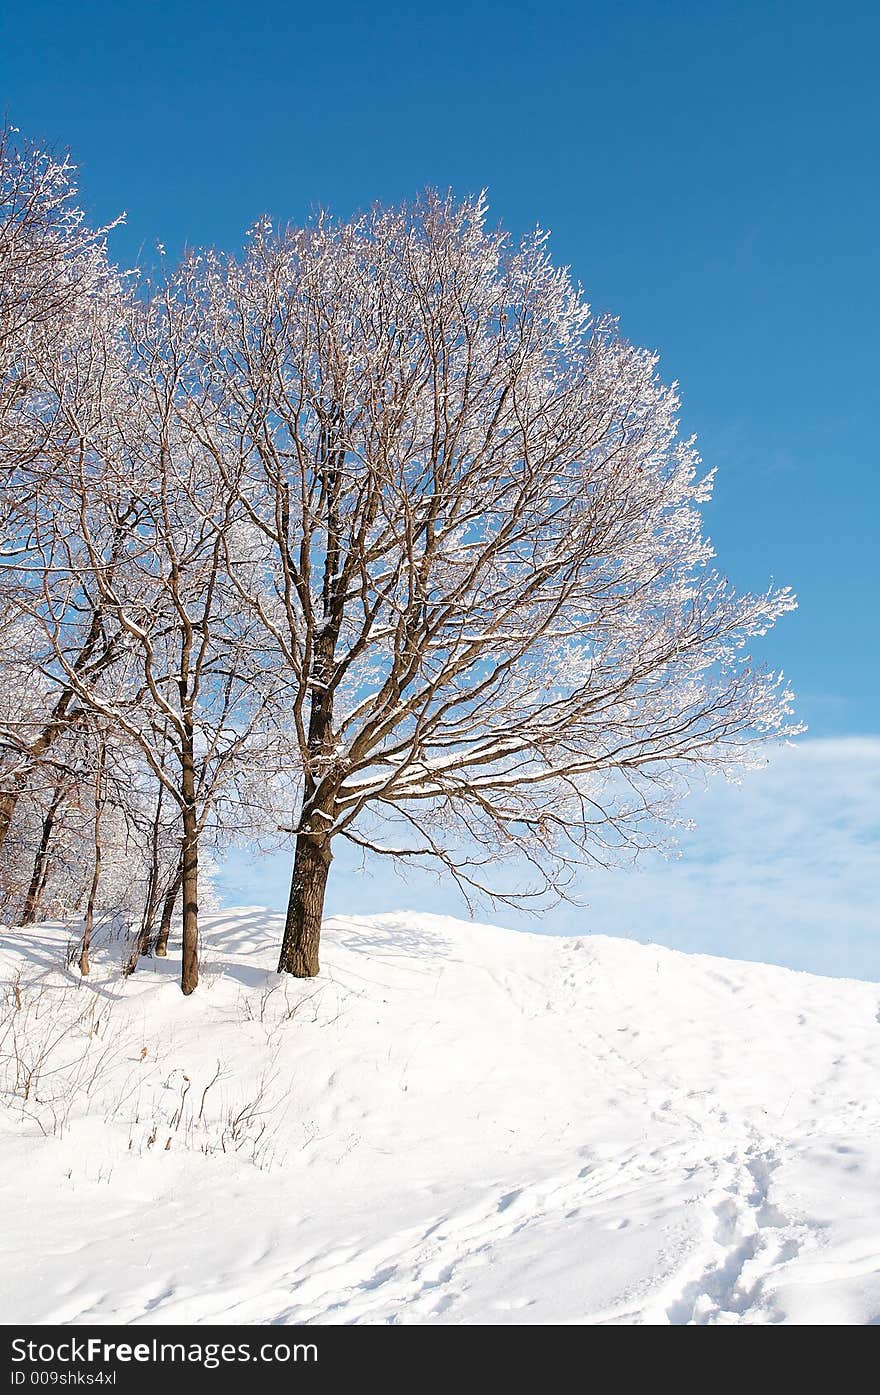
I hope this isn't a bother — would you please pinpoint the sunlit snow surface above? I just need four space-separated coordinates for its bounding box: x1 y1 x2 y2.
2 909 879 1325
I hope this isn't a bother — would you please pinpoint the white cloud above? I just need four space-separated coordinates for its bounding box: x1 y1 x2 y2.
217 737 880 982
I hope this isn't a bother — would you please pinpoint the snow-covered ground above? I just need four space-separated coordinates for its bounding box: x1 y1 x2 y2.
1 909 879 1325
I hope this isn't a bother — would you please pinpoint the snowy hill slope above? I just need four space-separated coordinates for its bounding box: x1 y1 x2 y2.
1 909 879 1325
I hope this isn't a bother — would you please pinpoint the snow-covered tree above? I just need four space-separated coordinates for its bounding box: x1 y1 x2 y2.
19 271 277 992
190 193 798 978
0 125 120 854
0 129 800 993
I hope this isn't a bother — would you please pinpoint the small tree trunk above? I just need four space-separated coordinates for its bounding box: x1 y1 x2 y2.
179 724 199 995
141 794 163 945
20 788 64 926
155 859 182 957
125 908 155 976
79 741 105 976
124 916 155 976
125 784 165 975
277 833 332 977
180 809 198 994
34 836 55 907
278 550 341 978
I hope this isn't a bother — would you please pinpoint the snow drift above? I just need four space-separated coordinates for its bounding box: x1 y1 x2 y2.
1 909 878 1325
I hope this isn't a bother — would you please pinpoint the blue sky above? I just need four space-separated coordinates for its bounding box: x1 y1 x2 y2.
3 1 877 973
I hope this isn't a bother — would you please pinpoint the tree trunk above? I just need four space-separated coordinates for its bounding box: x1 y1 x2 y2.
277 457 343 977
277 832 332 977
155 859 182 957
79 741 105 976
180 726 199 995
126 904 155 975
33 835 54 908
125 785 164 974
20 788 64 926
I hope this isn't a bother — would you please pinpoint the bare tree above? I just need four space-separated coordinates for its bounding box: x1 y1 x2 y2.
19 271 276 992
0 125 121 854
2 148 799 990
195 194 797 977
